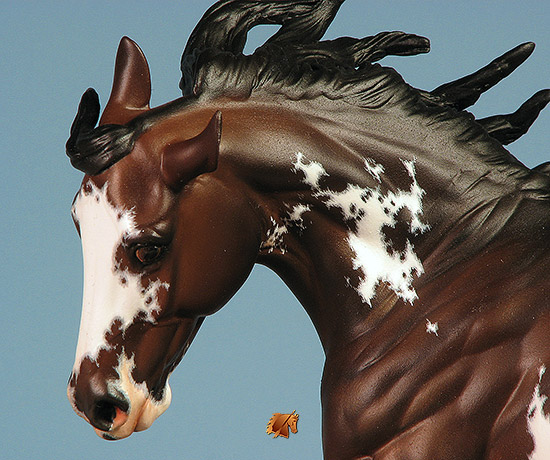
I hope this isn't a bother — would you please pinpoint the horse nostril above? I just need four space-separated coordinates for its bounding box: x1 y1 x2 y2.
89 396 129 432
94 400 117 427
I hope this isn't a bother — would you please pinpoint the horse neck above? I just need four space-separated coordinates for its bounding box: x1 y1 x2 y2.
220 99 549 353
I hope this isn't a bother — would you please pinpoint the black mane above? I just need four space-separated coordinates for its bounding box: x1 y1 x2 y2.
181 0 549 150
68 0 549 178
66 89 143 175
180 0 429 109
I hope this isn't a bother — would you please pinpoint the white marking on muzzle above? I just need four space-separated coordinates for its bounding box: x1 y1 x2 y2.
71 182 168 376
98 353 172 439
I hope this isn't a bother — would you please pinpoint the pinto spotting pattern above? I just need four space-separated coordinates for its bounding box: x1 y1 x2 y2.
292 152 428 305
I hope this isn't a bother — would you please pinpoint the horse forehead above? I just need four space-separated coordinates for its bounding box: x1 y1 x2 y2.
73 178 171 247
72 180 137 249
77 159 172 226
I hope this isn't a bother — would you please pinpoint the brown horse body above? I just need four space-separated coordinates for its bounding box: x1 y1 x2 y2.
66 1 550 458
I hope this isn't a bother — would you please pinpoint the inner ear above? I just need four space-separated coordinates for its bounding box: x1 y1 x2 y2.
161 111 222 190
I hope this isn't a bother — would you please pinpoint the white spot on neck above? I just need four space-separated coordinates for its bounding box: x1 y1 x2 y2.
292 152 428 305
71 182 168 376
261 217 288 253
426 319 439 336
293 152 328 189
260 205 312 254
364 158 384 182
286 204 311 229
528 366 550 459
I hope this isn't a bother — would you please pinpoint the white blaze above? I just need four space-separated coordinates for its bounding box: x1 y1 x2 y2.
292 152 428 305
71 182 168 375
528 366 550 459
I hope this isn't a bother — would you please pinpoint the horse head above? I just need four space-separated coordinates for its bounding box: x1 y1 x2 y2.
66 37 261 439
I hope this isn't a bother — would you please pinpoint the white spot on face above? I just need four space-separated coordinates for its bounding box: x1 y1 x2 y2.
426 319 439 336
292 153 428 305
528 366 550 459
71 182 168 376
66 384 85 420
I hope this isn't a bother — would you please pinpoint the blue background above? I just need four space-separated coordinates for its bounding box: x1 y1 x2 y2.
1 1 548 459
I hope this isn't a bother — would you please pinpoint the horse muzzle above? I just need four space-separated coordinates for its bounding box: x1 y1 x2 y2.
67 353 172 440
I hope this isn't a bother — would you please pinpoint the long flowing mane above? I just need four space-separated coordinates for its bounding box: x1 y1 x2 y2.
178 0 550 185
69 0 549 188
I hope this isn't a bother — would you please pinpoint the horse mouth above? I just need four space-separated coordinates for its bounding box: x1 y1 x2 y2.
92 386 172 440
84 382 172 440
68 352 173 440
69 317 204 439
99 353 174 439
93 404 129 439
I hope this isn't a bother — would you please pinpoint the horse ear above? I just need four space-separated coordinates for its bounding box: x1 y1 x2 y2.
100 36 151 125
161 111 222 190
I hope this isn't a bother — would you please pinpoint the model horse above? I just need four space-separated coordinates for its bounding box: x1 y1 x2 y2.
65 1 550 458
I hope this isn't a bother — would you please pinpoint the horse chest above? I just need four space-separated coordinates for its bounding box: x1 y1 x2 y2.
321 304 550 460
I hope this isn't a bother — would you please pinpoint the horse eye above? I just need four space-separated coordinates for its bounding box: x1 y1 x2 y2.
134 245 165 265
